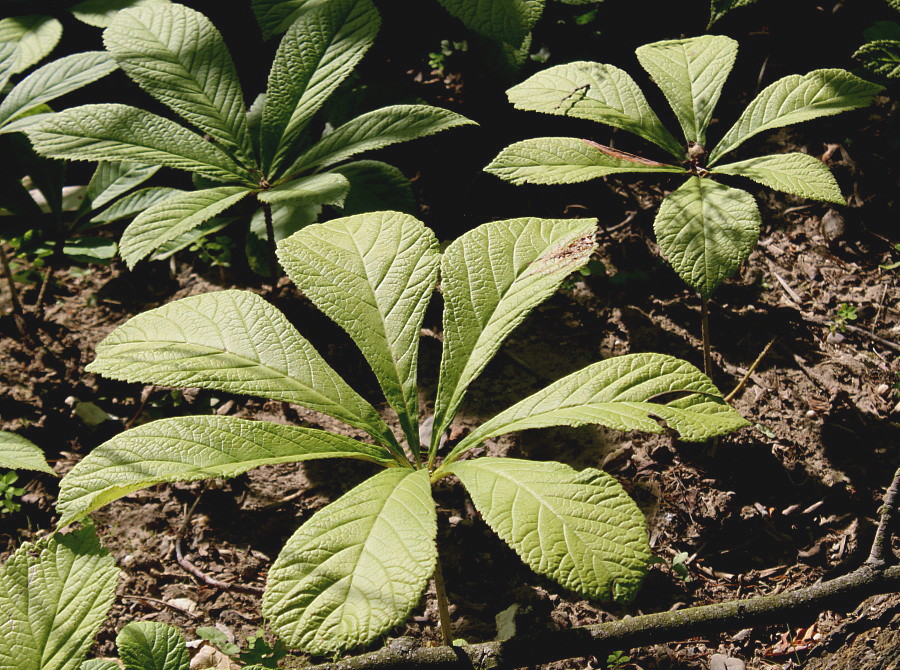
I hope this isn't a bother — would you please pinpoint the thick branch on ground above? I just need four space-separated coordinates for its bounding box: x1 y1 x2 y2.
309 564 900 670
868 466 900 566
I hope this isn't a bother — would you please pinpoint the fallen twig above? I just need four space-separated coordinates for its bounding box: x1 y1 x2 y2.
801 313 900 354
121 593 201 620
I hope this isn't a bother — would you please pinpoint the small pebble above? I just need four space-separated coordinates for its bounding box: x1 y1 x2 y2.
709 653 746 670
821 208 845 242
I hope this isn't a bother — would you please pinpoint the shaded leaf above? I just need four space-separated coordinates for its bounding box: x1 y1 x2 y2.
71 0 171 28
0 15 62 73
331 160 415 215
88 186 180 226
435 0 543 45
258 172 350 207
854 40 900 79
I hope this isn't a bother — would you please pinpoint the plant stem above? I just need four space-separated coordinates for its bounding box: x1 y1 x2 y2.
263 202 278 278
432 551 453 646
0 243 30 339
700 296 712 377
868 465 900 567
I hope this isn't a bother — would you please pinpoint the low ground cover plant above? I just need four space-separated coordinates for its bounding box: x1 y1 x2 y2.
25 1 474 273
54 210 747 655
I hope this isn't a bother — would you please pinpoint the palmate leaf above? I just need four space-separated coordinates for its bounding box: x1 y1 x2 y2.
260 0 380 175
79 162 160 215
118 185 252 267
854 40 900 79
485 137 683 185
278 212 440 452
0 52 117 132
707 69 883 165
654 177 760 297
435 0 544 45
447 458 651 602
287 104 476 174
0 431 54 474
508 61 683 158
71 0 172 29
27 104 253 183
0 15 62 74
0 524 119 670
446 352 748 463
104 3 255 165
258 172 350 207
57 415 394 531
331 160 415 215
431 217 597 453
635 35 738 147
116 622 188 670
85 290 400 451
88 186 180 225
713 153 844 204
263 468 436 655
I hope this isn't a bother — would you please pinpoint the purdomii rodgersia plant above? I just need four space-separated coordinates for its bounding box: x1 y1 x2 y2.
486 35 883 300
57 210 748 655
24 1 475 271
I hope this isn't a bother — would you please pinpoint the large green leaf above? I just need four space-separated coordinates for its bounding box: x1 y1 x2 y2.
635 35 738 146
447 457 650 602
431 217 597 454
331 160 415 215
57 415 394 530
150 215 234 260
258 172 350 207
118 185 252 267
0 41 18 91
654 176 760 297
104 4 254 165
446 352 748 463
27 104 253 183
86 289 399 451
713 153 844 204
486 137 683 185
117 622 188 670
0 15 62 73
88 186 180 225
287 104 475 175
263 468 436 654
708 69 883 165
0 431 53 474
260 0 380 175
80 661 120 670
278 212 440 453
507 61 683 158
854 40 900 79
435 0 543 45
79 162 159 216
251 0 331 39
0 52 117 132
0 524 119 670
71 0 171 28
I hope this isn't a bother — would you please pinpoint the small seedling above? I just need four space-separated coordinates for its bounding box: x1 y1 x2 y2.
57 210 747 656
0 472 25 515
429 39 468 74
830 303 858 333
671 551 690 581
607 650 632 670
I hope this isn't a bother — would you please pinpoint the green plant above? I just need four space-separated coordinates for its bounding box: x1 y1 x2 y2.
56 210 747 655
707 0 759 27
606 650 632 670
26 1 475 274
854 20 900 80
197 626 287 668
830 302 858 333
486 35 880 370
0 471 25 514
428 39 468 74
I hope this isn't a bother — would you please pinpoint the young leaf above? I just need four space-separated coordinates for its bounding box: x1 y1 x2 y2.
118 185 252 267
713 153 844 204
0 15 62 73
0 524 119 670
27 104 254 183
71 0 172 29
485 137 683 185
330 160 415 215
278 212 440 452
286 104 476 174
653 176 760 297
854 40 900 79
88 186 181 225
57 416 396 528
635 35 738 146
0 52 117 132
263 468 436 655
104 4 254 165
507 61 683 158
85 289 399 450
116 622 188 670
260 0 380 175
447 458 650 602
431 217 597 453
708 69 883 165
446 352 748 463
435 0 543 45
0 431 54 474
80 162 160 214
258 172 350 207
